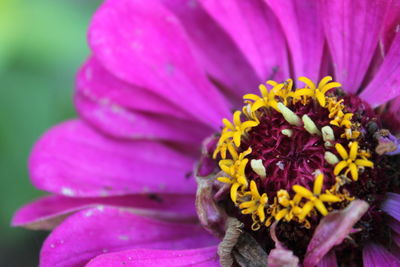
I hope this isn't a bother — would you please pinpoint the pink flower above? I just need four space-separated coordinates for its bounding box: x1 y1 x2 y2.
12 0 400 266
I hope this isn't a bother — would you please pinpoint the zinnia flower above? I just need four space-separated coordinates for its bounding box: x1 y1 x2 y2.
12 0 400 266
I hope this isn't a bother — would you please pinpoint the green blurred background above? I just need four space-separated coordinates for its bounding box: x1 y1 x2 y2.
0 0 101 265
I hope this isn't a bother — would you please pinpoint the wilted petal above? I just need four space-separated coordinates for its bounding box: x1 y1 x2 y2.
320 0 391 93
40 207 217 267
268 247 299 267
12 194 196 230
200 0 289 82
89 0 230 128
29 120 197 197
265 0 324 81
382 192 400 221
360 32 400 107
304 200 369 267
363 243 400 267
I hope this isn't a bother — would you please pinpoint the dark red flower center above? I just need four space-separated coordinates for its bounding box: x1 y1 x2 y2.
197 76 399 262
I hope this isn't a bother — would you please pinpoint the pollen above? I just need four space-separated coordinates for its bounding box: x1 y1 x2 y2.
212 76 377 231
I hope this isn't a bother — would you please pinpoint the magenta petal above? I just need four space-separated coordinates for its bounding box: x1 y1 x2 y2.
303 200 369 267
30 120 197 197
40 207 217 267
320 0 390 93
76 57 212 144
200 0 290 82
85 247 219 267
76 93 210 145
382 1 400 53
159 0 261 101
265 0 324 81
359 32 400 107
317 250 338 267
388 218 400 235
89 0 230 128
12 194 196 230
382 192 400 221
363 243 400 267
77 56 194 120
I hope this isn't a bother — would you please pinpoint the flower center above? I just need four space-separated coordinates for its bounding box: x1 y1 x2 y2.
201 76 397 259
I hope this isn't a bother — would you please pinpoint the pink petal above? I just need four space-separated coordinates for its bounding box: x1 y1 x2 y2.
76 92 210 145
382 1 400 53
363 243 400 267
200 0 290 83
77 56 193 121
40 207 217 267
265 0 324 81
30 120 197 197
320 0 391 93
158 0 261 102
303 200 369 267
89 0 230 128
85 247 219 267
12 194 196 230
360 32 400 107
317 250 338 267
382 192 400 221
76 57 211 144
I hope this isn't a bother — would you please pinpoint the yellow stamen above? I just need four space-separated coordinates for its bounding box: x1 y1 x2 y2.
295 76 341 107
333 142 374 181
214 111 259 158
217 148 252 203
239 180 269 227
293 173 342 220
273 190 302 222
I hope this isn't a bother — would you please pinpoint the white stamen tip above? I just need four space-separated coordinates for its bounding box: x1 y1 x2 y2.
276 161 285 170
278 103 301 126
324 141 333 148
312 169 323 176
324 151 339 165
322 126 335 141
302 115 321 135
245 104 252 116
281 129 293 137
251 159 266 178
